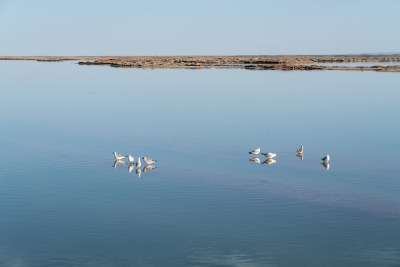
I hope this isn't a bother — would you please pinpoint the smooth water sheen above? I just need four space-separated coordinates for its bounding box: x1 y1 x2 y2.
311 62 400 67
0 61 399 267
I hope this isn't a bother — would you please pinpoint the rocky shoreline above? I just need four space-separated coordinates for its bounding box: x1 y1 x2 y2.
1 55 400 72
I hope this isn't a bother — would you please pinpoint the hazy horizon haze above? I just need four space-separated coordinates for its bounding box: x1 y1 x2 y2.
0 0 399 55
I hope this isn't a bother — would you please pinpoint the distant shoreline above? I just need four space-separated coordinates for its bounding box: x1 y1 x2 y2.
1 54 400 72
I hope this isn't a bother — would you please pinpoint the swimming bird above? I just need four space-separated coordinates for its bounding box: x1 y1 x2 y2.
261 152 277 158
262 158 276 165
321 155 330 162
128 165 134 173
113 160 126 168
249 148 260 155
143 157 157 165
249 157 260 164
322 161 330 170
297 145 303 153
128 155 134 164
143 165 157 173
136 157 142 168
113 152 127 160
296 152 303 160
136 168 142 178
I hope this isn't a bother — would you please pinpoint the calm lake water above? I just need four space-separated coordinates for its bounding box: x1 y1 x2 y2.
0 60 399 266
312 62 400 67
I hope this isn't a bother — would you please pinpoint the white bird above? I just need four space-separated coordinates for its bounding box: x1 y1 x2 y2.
136 157 142 168
128 165 134 173
297 145 303 153
322 161 330 170
113 160 126 168
143 157 157 165
249 157 260 164
249 148 260 155
143 165 157 173
321 155 330 162
136 168 142 178
128 155 134 164
113 152 127 160
296 152 303 160
262 158 276 165
261 152 277 158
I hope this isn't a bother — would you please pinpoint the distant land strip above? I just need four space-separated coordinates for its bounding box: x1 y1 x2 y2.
1 55 400 72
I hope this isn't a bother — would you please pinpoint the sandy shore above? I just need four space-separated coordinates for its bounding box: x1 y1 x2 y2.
1 55 400 72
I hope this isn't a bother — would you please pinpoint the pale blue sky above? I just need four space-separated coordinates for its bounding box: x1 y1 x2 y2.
0 0 399 55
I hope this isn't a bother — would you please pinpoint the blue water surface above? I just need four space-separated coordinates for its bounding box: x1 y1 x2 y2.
0 60 399 266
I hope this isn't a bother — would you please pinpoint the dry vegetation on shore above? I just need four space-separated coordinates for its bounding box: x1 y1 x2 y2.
1 55 400 72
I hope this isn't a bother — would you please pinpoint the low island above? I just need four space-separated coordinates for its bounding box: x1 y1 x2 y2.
1 54 400 72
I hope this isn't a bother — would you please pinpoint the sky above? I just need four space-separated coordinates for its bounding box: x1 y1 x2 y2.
0 0 399 55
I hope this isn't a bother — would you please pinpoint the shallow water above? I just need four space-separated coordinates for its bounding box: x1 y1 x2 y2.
311 61 400 67
0 61 400 266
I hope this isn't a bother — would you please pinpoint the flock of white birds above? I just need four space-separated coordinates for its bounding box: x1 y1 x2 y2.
112 152 158 177
111 146 331 178
248 146 331 170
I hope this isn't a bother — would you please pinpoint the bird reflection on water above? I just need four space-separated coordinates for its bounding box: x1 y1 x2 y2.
136 168 142 178
112 153 158 178
322 161 330 170
249 157 260 164
128 165 134 173
113 160 126 168
262 158 277 165
247 146 333 171
296 152 303 160
143 165 157 173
